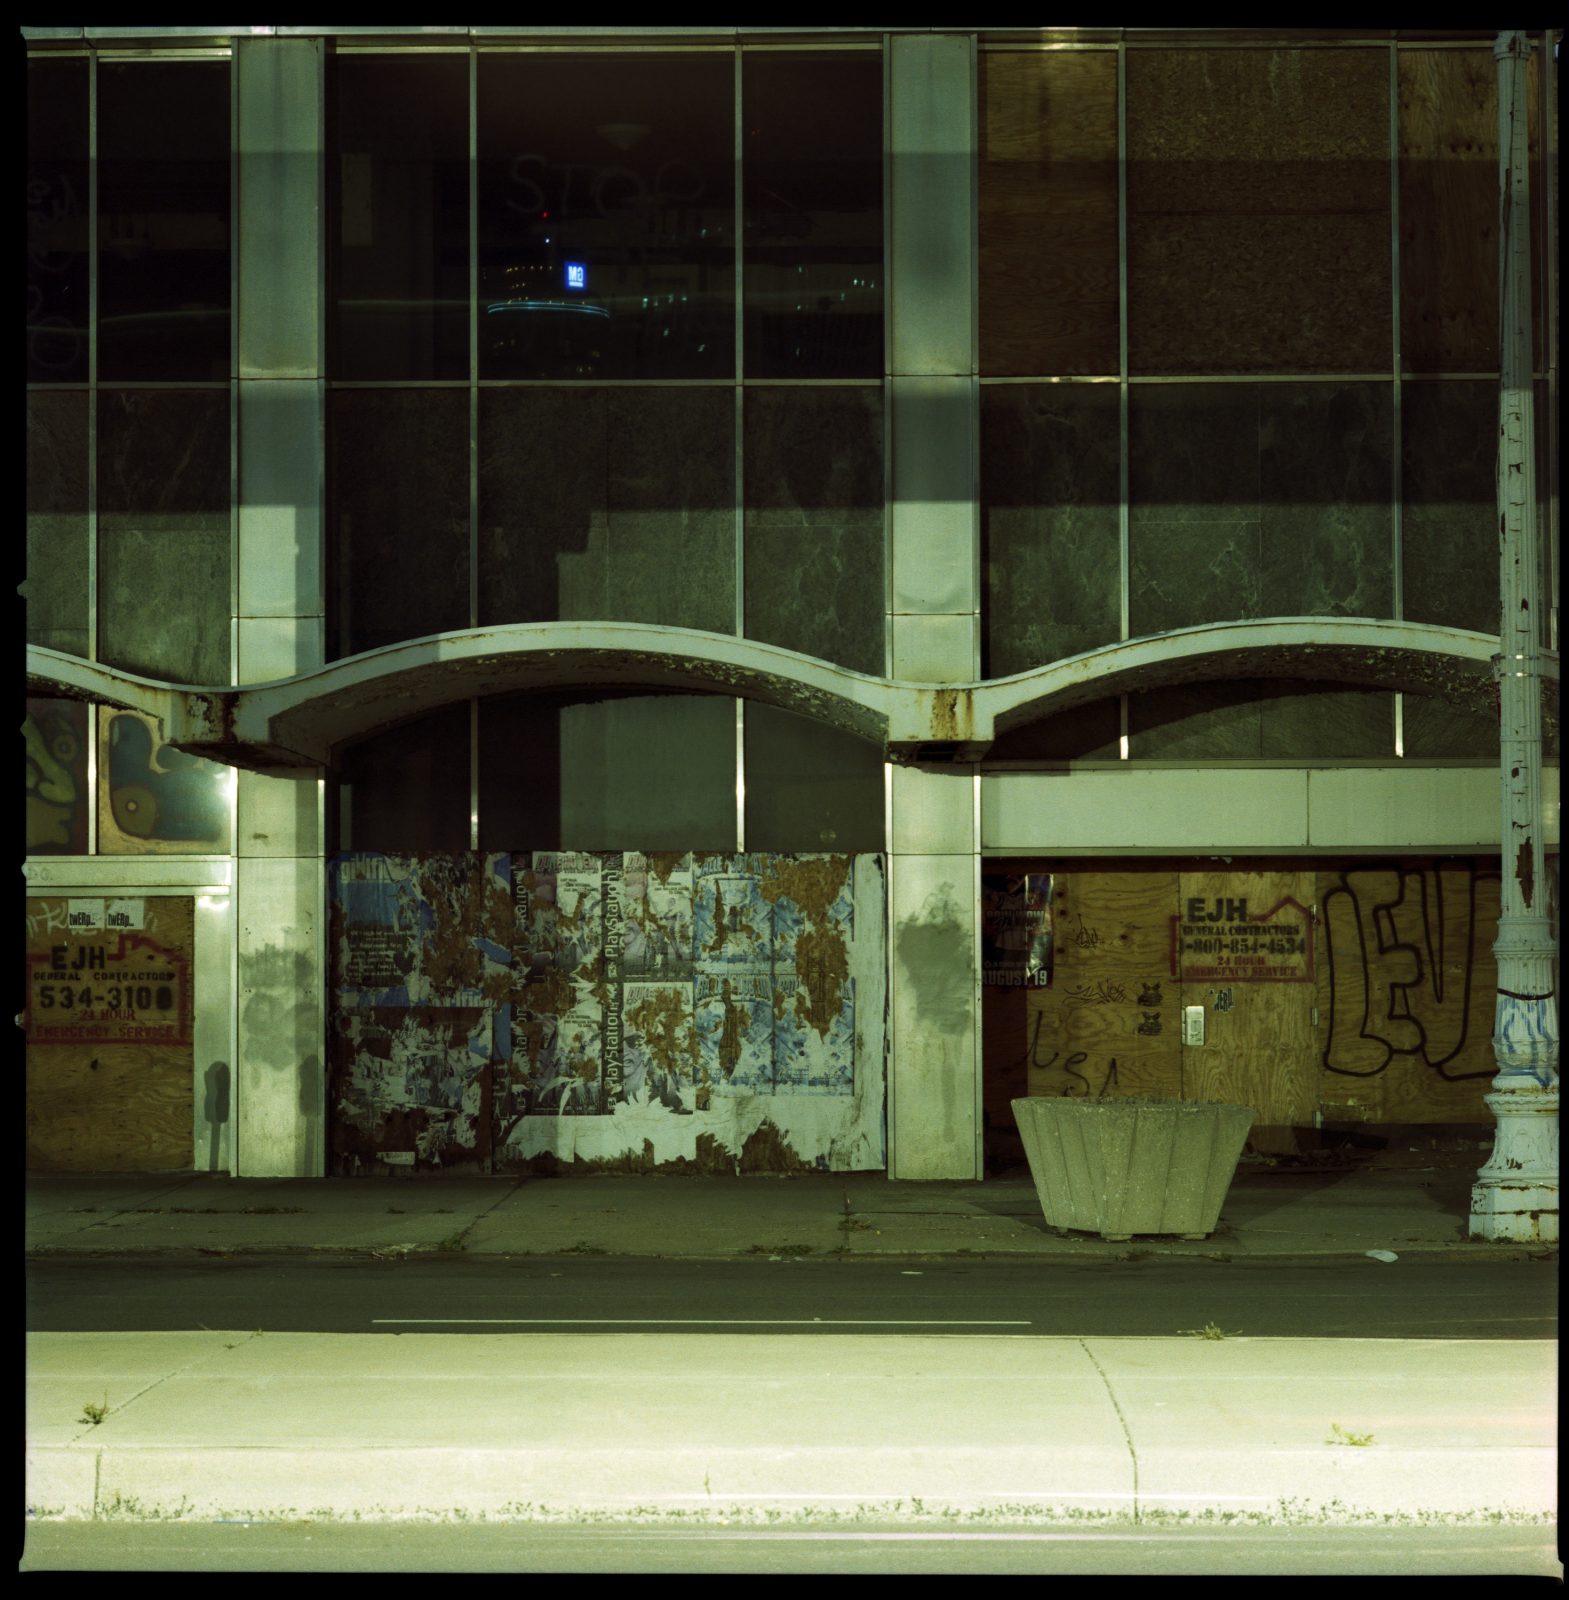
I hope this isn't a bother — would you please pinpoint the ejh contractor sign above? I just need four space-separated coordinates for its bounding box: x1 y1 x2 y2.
26 928 192 1046
1170 894 1314 984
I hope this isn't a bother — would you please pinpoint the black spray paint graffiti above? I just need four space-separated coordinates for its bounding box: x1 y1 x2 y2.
1061 980 1127 1008
1016 1012 1121 1098
1321 863 1497 1081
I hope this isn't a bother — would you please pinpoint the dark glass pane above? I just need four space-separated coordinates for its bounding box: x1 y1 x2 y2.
480 387 734 631
479 692 735 853
986 701 1121 762
97 62 230 381
743 387 883 672
328 389 469 658
25 697 91 855
329 53 469 380
979 50 1118 377
27 56 90 382
26 389 90 657
744 703 883 852
338 704 470 853
1126 49 1390 374
97 389 230 684
1129 680 1393 760
477 54 733 379
743 52 882 378
981 384 1120 677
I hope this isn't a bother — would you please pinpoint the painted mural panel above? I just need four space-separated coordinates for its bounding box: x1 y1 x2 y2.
25 697 90 855
329 850 885 1172
97 707 231 855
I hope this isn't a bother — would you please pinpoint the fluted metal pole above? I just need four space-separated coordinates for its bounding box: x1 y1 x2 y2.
1470 30 1559 1243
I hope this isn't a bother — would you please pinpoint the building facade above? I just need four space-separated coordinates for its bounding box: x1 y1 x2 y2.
24 25 1561 1182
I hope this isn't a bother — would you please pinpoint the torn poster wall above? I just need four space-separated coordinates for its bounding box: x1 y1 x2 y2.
329 851 886 1173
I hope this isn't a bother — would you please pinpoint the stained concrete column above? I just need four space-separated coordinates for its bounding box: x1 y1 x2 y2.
886 34 983 1179
232 37 327 1175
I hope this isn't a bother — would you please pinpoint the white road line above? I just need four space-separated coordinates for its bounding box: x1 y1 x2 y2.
370 1318 1034 1326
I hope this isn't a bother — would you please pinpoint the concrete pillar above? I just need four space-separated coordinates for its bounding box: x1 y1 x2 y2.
232 38 328 1175
1472 32 1559 1241
886 34 983 1179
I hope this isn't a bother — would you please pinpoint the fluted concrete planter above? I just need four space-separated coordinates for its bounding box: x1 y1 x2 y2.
1011 1096 1256 1241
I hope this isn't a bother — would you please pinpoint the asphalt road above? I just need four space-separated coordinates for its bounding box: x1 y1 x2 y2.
25 1253 1559 1339
18 1520 1564 1576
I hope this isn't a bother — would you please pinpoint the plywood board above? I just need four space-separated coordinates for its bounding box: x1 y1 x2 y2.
1315 861 1499 1125
979 50 1119 375
1178 871 1318 1141
1025 872 1182 1100
25 895 194 1172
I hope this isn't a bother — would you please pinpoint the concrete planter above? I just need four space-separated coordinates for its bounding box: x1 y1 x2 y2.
1011 1096 1256 1241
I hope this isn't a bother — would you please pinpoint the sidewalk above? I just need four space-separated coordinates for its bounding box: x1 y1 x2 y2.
23 1152 1544 1263
25 1156 1558 1532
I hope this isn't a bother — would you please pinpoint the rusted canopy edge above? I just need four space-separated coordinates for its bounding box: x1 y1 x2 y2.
26 620 1559 772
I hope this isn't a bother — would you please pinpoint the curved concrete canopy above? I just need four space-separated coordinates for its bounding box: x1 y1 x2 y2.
26 617 1559 771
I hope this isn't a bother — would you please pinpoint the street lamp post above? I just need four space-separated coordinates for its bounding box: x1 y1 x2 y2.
1470 31 1559 1243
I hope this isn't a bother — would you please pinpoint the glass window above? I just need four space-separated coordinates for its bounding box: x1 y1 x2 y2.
479 386 734 632
26 389 91 658
743 386 883 672
477 53 734 379
27 55 90 383
1398 48 1545 373
478 693 736 852
97 61 230 381
25 697 91 855
744 703 883 852
743 51 883 378
328 389 469 658
97 389 231 685
329 52 470 380
1125 48 1389 374
979 50 1118 377
337 703 471 853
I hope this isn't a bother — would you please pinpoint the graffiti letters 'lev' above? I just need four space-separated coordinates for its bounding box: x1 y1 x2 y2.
1322 865 1492 1080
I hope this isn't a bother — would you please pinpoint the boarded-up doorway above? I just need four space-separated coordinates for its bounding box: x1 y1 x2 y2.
25 895 195 1171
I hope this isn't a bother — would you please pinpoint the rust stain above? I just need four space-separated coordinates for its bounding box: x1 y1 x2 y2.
625 985 700 1077
757 856 851 924
793 925 849 1040
423 856 485 998
718 977 750 1078
646 852 686 885
739 1118 815 1175
1516 838 1535 908
707 878 729 955
520 966 577 1017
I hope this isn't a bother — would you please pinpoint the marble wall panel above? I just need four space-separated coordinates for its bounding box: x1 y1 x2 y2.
744 703 885 853
1126 48 1390 374
25 389 90 658
1258 383 1394 620
327 389 468 659
744 387 884 674
97 389 230 684
480 387 734 633
981 384 1120 676
1400 381 1496 635
979 49 1119 376
338 703 470 853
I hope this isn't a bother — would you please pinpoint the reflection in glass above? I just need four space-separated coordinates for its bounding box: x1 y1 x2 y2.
27 56 90 382
98 707 232 855
330 53 469 380
743 52 883 378
97 62 230 381
25 698 90 856
478 54 733 378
